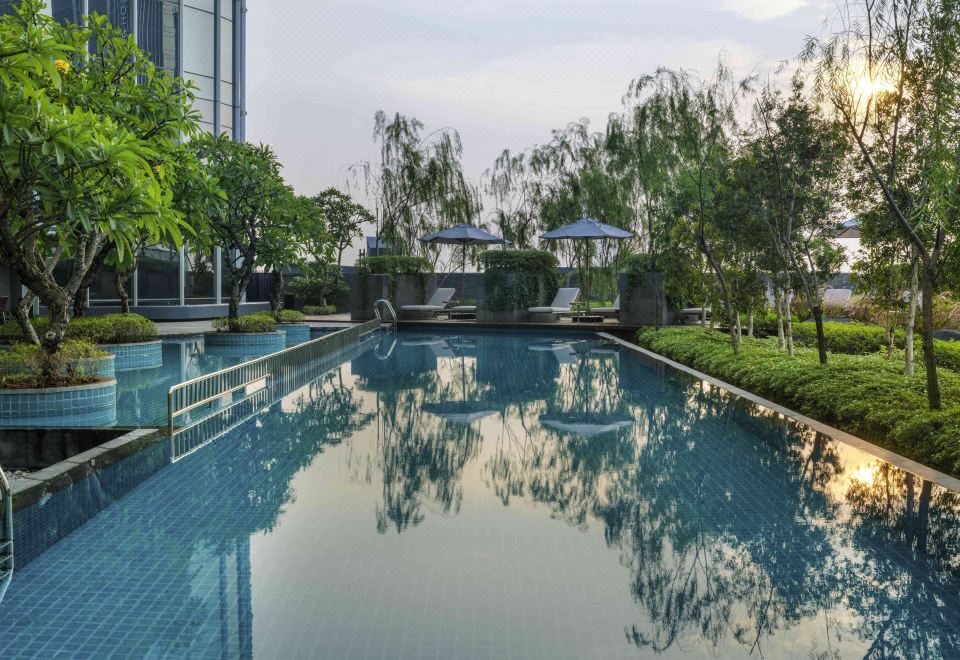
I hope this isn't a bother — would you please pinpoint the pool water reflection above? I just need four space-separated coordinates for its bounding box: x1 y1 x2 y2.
1 330 958 658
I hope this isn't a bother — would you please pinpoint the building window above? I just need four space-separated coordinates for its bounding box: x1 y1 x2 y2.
137 0 179 75
88 0 134 35
51 0 84 25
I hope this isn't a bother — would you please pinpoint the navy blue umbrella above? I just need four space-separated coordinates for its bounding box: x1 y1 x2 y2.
541 218 633 315
420 224 508 303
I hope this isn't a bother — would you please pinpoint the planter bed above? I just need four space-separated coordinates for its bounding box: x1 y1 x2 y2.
98 339 163 371
0 354 115 379
0 379 117 428
203 330 286 357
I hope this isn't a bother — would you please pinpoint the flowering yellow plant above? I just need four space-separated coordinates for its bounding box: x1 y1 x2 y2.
54 59 70 74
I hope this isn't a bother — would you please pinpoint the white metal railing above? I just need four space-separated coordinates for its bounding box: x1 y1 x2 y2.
0 463 13 587
374 299 398 331
167 319 381 439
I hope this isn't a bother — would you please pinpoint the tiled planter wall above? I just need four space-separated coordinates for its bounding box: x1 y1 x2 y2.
203 331 286 357
0 379 117 428
279 323 311 345
99 339 163 371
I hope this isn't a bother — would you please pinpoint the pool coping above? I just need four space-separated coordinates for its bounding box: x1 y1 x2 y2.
597 331 960 494
9 427 164 510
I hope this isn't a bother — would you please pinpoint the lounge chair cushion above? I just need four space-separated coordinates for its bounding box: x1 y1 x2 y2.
592 295 620 314
401 287 456 311
528 288 580 313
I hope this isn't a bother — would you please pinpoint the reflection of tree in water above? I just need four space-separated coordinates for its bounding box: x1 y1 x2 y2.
839 464 960 658
351 337 485 534
482 346 960 657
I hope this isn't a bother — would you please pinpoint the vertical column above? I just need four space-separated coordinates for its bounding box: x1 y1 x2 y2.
213 0 221 134
132 266 139 307
234 0 245 140
130 0 138 42
214 246 222 305
178 244 186 306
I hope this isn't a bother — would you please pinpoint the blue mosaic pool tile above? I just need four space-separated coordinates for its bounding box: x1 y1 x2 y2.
0 381 117 428
278 323 311 344
99 340 163 371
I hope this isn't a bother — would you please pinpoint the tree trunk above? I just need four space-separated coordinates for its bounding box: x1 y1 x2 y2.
228 260 253 328
886 317 897 360
116 270 131 314
904 253 919 376
269 268 285 312
734 312 743 346
810 304 828 365
72 242 113 318
748 310 754 338
39 293 71 385
784 289 794 355
16 292 39 344
774 287 784 349
700 300 707 327
919 269 941 410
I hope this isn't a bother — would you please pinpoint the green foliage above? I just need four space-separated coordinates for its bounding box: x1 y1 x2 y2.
302 305 337 315
271 309 306 324
636 327 960 476
479 249 560 311
356 255 433 276
212 314 276 334
311 188 372 265
1 314 157 344
0 339 106 388
289 263 348 307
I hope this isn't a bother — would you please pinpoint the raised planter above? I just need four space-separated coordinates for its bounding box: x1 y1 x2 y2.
203 330 286 357
98 339 163 371
350 274 433 321
618 272 673 326
0 379 118 428
277 323 311 345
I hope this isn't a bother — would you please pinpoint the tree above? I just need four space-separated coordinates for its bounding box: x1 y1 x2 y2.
806 0 960 408
744 80 849 363
351 111 481 257
0 2 198 382
310 187 370 266
190 134 293 326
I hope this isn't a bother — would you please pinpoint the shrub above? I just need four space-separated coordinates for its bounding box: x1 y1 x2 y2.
636 327 960 477
356 255 433 276
271 309 306 324
212 314 276 333
0 313 158 344
289 262 348 307
479 249 560 311
0 340 106 389
302 305 336 315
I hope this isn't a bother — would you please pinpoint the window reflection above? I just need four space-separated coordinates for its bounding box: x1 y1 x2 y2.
137 0 179 74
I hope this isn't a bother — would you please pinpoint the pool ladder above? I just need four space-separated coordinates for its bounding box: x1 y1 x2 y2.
0 463 13 592
373 299 398 332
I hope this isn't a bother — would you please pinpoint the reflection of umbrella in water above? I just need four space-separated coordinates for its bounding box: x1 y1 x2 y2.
540 412 634 438
422 400 498 425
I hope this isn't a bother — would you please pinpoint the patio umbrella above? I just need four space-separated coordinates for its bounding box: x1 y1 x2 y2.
420 224 508 304
540 218 632 315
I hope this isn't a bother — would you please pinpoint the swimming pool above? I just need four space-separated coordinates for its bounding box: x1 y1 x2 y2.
1 329 958 658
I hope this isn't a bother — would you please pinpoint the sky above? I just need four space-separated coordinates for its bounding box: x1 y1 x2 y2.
245 0 837 264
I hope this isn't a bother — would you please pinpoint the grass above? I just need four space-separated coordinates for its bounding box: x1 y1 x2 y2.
637 326 960 478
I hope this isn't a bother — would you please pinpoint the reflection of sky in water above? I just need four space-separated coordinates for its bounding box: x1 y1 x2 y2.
2 329 959 658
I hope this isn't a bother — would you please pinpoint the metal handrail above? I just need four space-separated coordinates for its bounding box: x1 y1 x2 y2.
0 463 13 580
374 299 398 331
167 320 381 438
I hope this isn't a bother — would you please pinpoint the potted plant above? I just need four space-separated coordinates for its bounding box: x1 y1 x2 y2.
205 313 285 356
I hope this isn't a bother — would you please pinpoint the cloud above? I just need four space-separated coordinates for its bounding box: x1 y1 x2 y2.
721 0 809 21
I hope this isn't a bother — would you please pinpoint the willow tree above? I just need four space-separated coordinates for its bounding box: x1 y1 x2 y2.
745 80 849 363
629 63 744 352
352 111 480 257
0 2 197 380
805 0 960 409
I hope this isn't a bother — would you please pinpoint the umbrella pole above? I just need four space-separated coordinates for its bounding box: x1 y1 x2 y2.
461 243 467 306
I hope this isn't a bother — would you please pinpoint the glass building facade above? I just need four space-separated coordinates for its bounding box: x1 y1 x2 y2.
0 1 250 315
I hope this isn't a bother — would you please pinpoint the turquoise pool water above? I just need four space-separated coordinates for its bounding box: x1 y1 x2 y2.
1 329 959 658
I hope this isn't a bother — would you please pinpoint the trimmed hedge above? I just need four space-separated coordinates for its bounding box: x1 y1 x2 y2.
302 305 336 315
356 255 432 276
212 314 276 333
0 340 106 388
1 313 158 344
750 317 960 371
479 249 560 311
271 309 306 324
636 327 960 478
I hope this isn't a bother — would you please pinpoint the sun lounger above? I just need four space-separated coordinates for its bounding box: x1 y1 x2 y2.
400 288 456 319
528 288 580 322
591 295 620 318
